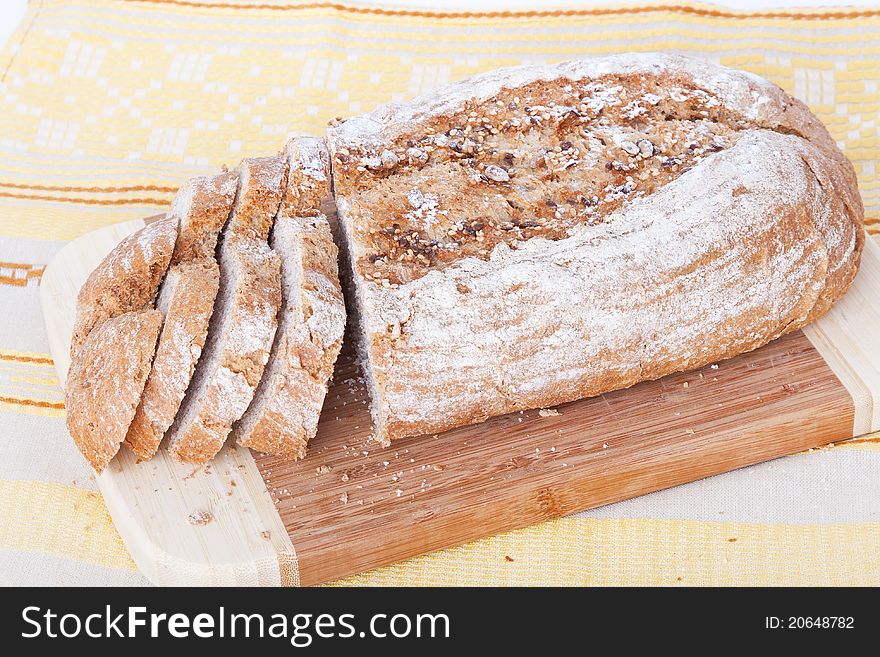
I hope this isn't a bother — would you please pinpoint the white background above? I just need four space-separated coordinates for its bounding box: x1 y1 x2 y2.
1 0 878 52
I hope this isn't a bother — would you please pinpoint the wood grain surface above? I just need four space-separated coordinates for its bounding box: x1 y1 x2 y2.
257 330 853 585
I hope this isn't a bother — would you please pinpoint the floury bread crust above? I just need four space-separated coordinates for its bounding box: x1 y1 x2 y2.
327 53 865 444
235 137 345 458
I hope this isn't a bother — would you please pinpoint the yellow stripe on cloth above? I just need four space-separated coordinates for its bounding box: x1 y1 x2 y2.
0 480 136 572
332 517 880 586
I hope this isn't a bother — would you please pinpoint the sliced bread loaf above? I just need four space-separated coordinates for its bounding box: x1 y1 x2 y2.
66 309 164 472
166 155 287 463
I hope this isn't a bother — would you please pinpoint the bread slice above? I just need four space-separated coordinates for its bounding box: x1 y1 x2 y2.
234 214 345 457
123 170 238 459
327 53 864 445
233 136 342 457
166 155 287 463
65 309 163 472
170 170 238 264
125 261 220 459
70 215 177 359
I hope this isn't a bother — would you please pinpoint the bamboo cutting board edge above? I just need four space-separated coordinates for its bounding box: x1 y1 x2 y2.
40 221 880 586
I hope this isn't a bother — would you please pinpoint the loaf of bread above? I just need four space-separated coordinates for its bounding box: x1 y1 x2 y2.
64 53 864 472
235 138 345 457
165 155 286 463
327 53 864 444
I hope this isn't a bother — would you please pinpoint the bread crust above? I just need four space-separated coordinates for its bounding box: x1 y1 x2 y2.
65 310 163 472
328 54 865 444
169 171 238 264
166 156 287 463
282 135 332 215
70 216 177 359
125 261 220 459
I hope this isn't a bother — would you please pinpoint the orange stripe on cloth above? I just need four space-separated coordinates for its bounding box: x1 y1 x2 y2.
0 395 64 410
0 351 54 365
0 191 168 206
134 1 880 21
0 182 178 194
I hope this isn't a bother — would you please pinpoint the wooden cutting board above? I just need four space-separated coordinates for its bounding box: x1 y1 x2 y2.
40 214 880 586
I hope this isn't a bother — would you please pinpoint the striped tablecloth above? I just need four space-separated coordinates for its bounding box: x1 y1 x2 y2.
1 0 878 586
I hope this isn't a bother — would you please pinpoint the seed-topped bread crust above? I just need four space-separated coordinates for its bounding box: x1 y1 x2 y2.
328 53 864 444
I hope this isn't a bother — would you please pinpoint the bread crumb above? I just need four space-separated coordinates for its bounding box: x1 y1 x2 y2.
316 464 332 475
187 510 213 526
339 492 349 504
504 555 514 562
261 531 271 540
341 473 350 482
538 408 560 417
682 381 689 388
